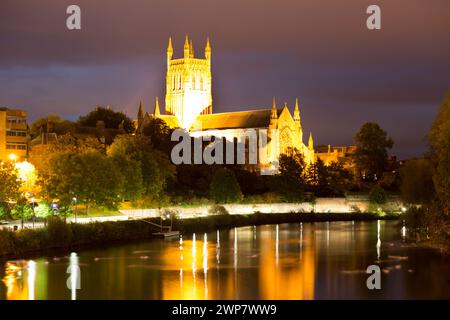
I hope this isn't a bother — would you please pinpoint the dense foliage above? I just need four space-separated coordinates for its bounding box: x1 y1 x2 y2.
209 168 243 203
353 122 394 179
401 93 450 247
78 107 134 133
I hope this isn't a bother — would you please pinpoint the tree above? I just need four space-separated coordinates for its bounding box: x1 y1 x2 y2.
108 153 144 201
142 118 174 155
275 151 305 202
0 161 21 202
353 122 394 179
400 158 435 205
34 202 52 219
306 159 353 196
0 202 11 220
41 150 124 213
278 151 305 183
429 92 450 213
44 133 104 154
78 106 134 133
11 198 33 228
209 168 243 203
30 115 77 139
107 135 175 200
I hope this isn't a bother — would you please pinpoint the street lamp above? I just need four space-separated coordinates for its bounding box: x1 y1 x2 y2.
8 153 17 162
30 197 36 228
73 197 78 223
52 202 58 215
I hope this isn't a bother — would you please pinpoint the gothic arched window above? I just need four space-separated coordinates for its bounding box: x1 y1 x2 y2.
280 128 293 155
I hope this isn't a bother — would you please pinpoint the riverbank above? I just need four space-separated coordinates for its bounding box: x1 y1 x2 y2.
0 211 399 260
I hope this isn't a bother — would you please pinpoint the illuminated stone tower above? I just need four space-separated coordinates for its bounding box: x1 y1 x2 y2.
165 35 212 130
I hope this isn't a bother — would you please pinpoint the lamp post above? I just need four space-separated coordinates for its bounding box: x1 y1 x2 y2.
73 197 78 223
31 197 36 229
52 202 58 216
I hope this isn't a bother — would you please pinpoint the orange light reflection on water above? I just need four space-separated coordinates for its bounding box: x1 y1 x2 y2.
161 226 316 300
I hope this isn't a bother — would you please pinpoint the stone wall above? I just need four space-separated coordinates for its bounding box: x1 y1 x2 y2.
121 196 403 219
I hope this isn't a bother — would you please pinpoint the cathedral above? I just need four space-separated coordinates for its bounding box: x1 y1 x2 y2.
136 36 315 172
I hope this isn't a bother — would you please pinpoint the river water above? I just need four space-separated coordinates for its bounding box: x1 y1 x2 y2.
0 220 448 299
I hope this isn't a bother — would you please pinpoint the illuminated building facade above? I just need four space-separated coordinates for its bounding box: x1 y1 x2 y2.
315 145 357 172
137 36 315 169
0 108 28 161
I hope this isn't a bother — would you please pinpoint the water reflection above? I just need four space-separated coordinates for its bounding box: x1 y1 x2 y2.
376 220 381 261
1 221 449 300
2 260 31 300
68 252 80 300
27 260 36 300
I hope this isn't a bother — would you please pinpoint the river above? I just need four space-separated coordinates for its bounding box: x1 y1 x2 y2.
0 220 448 299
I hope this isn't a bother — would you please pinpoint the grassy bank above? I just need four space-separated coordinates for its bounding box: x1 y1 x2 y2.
0 212 399 260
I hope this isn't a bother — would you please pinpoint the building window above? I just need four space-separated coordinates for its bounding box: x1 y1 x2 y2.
6 130 27 137
6 143 27 150
6 117 26 124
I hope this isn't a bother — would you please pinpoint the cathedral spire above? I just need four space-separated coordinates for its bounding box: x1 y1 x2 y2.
308 132 314 150
154 97 160 117
205 37 211 60
137 101 144 122
184 34 190 58
271 97 278 119
294 97 301 122
167 37 173 56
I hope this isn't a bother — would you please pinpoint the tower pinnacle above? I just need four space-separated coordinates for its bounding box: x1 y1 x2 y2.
294 97 301 122
271 97 278 119
184 34 190 58
154 97 160 117
308 132 314 150
205 37 211 60
167 37 173 65
138 101 144 120
167 37 173 55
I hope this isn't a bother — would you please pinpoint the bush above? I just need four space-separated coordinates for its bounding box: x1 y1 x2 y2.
209 168 243 203
15 229 46 253
208 205 229 216
0 229 16 256
47 216 72 247
369 185 387 205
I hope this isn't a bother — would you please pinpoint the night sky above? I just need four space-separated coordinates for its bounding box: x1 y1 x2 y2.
1 0 449 159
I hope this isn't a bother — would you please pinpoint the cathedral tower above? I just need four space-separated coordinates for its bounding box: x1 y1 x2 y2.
165 35 213 130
